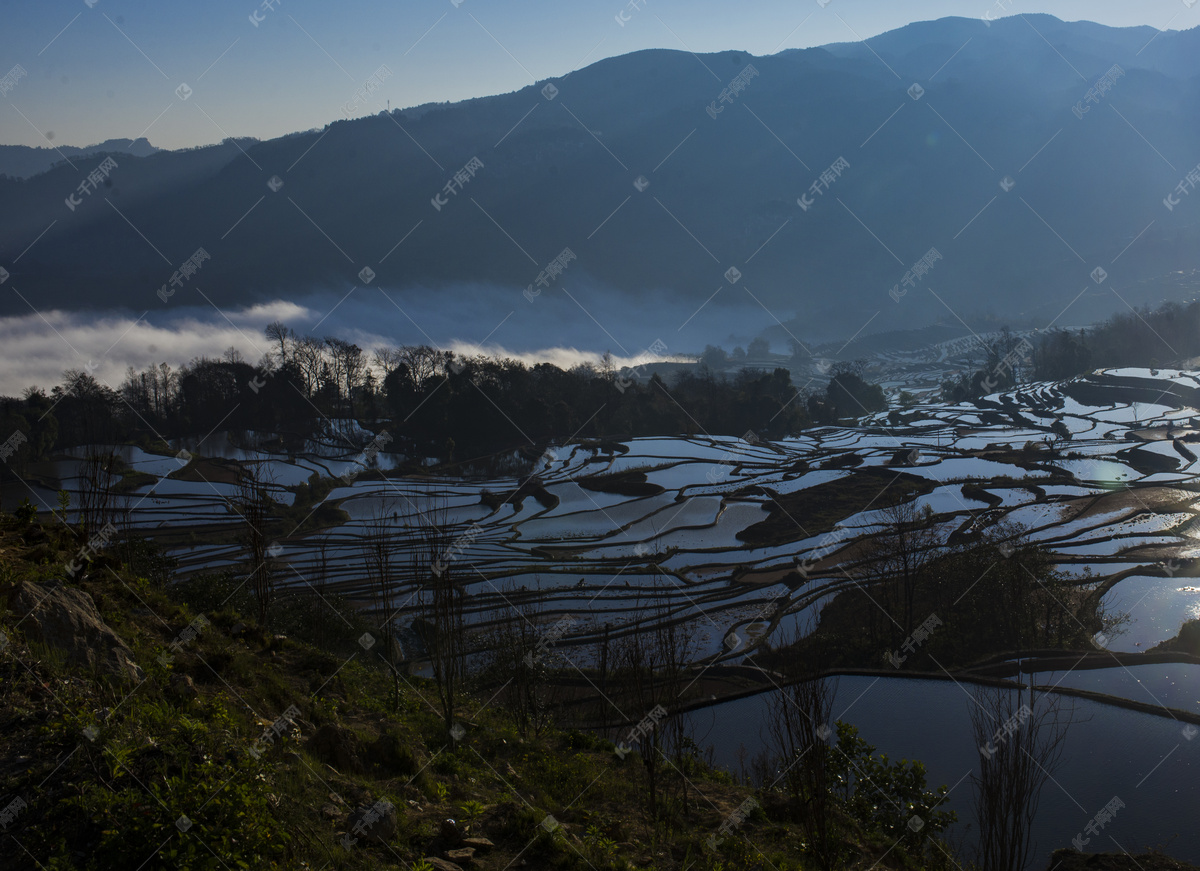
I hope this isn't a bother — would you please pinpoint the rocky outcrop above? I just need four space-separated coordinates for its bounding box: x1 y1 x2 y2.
9 581 142 681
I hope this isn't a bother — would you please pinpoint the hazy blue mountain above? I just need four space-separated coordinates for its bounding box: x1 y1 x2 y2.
0 137 159 180
1 15 1198 338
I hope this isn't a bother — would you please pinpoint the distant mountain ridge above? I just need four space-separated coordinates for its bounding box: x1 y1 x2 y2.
0 138 160 180
1 15 1199 337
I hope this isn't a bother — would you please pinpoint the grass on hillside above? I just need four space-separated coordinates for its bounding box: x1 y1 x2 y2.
0 512 963 871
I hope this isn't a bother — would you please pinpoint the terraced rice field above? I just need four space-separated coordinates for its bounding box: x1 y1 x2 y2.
12 367 1200 669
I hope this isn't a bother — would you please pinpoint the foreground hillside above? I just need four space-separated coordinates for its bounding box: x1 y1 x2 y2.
1 475 1197 868
0 510 964 871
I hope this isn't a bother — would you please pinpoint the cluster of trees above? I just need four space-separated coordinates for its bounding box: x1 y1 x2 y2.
1033 298 1200 380
940 299 1200 401
818 506 1104 663
0 324 895 467
808 363 887 422
940 329 1030 403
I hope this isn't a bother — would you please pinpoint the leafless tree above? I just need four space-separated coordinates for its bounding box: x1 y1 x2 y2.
483 581 562 737
372 346 403 378
76 448 119 537
115 488 136 565
869 499 941 644
765 623 839 870
969 683 1070 871
397 345 452 390
362 506 403 709
292 335 327 396
613 580 699 822
234 464 276 629
413 500 468 742
614 615 667 821
265 321 294 368
313 535 331 646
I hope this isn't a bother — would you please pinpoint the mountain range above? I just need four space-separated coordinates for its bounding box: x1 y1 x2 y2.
2 14 1199 341
0 138 159 181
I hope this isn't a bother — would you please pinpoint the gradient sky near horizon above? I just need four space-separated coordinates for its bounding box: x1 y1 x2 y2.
1 0 1195 150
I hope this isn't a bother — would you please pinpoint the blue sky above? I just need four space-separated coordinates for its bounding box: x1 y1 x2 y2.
0 0 1195 149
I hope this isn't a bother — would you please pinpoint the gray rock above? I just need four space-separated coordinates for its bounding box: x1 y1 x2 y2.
11 581 142 681
344 801 398 845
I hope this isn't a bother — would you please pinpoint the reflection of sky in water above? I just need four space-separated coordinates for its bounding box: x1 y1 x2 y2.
1041 663 1200 714
689 676 1200 867
1100 575 1200 652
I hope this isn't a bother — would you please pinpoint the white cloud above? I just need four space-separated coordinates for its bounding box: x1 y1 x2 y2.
0 285 772 395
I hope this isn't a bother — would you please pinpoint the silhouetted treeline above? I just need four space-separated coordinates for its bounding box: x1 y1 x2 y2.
1 325 894 462
940 329 1029 403
1033 298 1200 380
